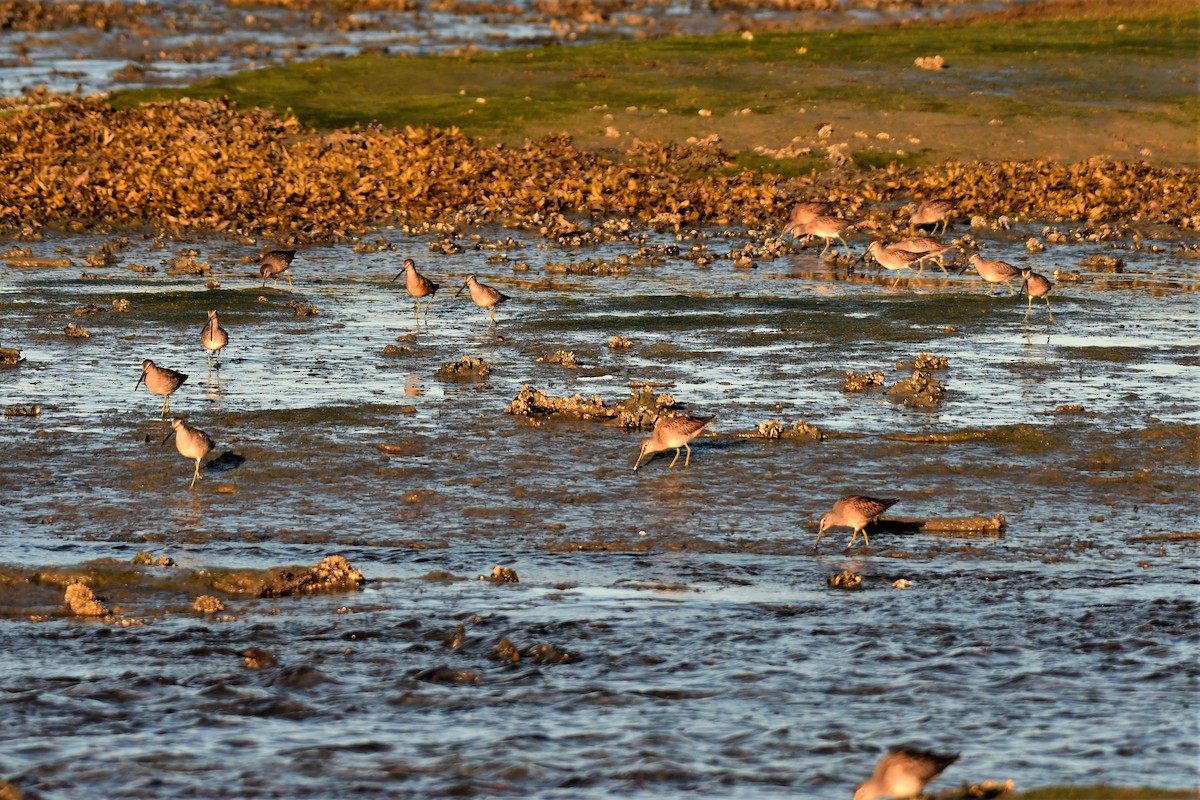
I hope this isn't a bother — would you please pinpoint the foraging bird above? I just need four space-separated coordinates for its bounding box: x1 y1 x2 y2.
162 417 214 490
259 249 296 288
802 215 853 259
1020 267 1054 322
455 274 510 325
860 241 922 285
909 199 954 235
633 414 715 472
200 309 228 368
816 495 899 548
782 201 832 238
888 237 953 276
136 359 188 419
854 748 959 800
963 253 1021 295
392 258 439 319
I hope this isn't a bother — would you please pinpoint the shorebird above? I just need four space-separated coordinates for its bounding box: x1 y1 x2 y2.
259 249 296 288
862 241 922 286
1020 267 1054 322
854 748 959 800
392 258 439 319
782 201 832 238
909 199 954 235
963 253 1021 295
200 309 228 368
889 237 953 276
136 359 188 419
634 414 715 472
802 215 853 259
816 495 899 548
455 274 510 325
162 417 214 489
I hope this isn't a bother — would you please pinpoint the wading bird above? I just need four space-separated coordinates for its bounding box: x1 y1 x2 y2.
816 495 899 549
162 417 214 489
456 274 510 325
633 414 715 472
854 747 959 800
136 359 187 419
260 249 296 288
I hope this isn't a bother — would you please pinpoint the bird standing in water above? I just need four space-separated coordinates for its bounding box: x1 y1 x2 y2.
1020 267 1054 322
816 495 899 549
136 359 188 419
456 274 510 325
393 258 439 320
260 249 296 288
854 747 959 800
162 417 214 489
633 414 716 472
201 309 228 368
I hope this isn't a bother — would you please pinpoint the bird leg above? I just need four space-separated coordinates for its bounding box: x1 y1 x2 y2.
819 239 832 258
838 236 851 260
1044 297 1054 322
160 398 170 419
190 459 202 489
668 448 682 469
286 272 293 288
683 443 693 468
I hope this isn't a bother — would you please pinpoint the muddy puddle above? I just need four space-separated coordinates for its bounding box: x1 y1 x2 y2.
0 221 1197 797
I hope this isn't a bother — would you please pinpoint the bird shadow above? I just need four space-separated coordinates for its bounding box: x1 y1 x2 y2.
206 451 246 473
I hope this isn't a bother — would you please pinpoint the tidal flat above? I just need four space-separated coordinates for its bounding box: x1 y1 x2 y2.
1 1 1199 798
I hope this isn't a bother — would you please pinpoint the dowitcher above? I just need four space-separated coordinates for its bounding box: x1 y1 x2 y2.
803 215 853 259
260 249 296 288
392 258 439 319
854 748 959 800
816 495 899 548
863 241 922 286
889 237 953 276
909 199 954 235
455 274 510 324
782 201 832 238
1020 267 1054 322
963 253 1021 295
162 417 214 489
200 309 228 368
633 414 715 472
136 359 188 419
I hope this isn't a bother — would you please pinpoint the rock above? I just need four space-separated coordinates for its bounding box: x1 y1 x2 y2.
64 582 109 616
64 323 90 339
827 570 862 590
436 356 492 378
193 595 225 613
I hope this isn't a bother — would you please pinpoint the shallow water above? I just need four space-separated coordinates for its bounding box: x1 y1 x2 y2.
0 222 1197 797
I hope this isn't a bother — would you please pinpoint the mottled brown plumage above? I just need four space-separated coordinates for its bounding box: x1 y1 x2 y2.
259 249 296 288
854 747 958 800
634 414 715 472
965 253 1021 294
1020 267 1054 322
393 258 439 319
136 359 187 419
816 495 899 548
200 309 228 368
782 201 832 238
909 199 954 235
162 417 214 489
455 274 510 324
889 237 953 276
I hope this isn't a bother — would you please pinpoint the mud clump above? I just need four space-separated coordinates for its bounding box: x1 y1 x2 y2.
436 355 493 379
64 323 90 339
64 582 109 616
112 298 132 312
193 595 225 613
536 350 578 369
608 336 633 349
754 419 824 441
616 386 677 429
885 370 945 407
243 648 279 670
166 255 210 275
130 551 176 567
480 565 519 584
1081 254 1125 272
3 404 40 417
218 555 365 598
73 304 105 316
1 347 21 365
827 570 862 591
897 352 948 371
842 370 885 392
282 301 318 317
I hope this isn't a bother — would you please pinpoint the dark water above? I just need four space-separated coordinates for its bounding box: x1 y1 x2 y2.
0 222 1197 797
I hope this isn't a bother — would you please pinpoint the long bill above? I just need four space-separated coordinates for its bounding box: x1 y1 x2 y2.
161 430 177 446
135 372 146 391
391 271 404 282
454 282 469 297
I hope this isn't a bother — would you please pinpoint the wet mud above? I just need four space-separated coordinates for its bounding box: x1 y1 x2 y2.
0 218 1197 798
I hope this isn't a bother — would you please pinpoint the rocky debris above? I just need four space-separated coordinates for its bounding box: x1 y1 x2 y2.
914 55 946 70
73 303 105 316
480 566 519 584
827 570 862 590
897 352 948 371
885 370 945 407
209 555 365 598
753 419 824 440
243 648 279 670
1 347 22 365
3 404 40 417
64 323 90 338
536 350 578 369
130 551 175 567
166 255 210 275
1080 254 1125 272
282 301 318 316
842 370 885 392
608 336 633 349
112 298 132 312
436 355 493 378
64 582 109 616
193 595 224 613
